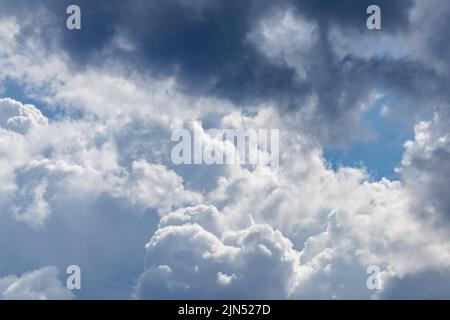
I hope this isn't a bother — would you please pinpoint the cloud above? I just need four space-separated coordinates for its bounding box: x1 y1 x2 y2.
135 107 450 299
0 266 73 300
120 160 203 214
400 109 450 223
0 0 427 146
0 98 48 134
136 205 302 299
1 0 450 300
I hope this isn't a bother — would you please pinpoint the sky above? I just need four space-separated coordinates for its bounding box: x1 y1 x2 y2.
1 0 450 299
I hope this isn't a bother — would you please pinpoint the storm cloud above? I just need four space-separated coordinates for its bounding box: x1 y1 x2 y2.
1 0 435 145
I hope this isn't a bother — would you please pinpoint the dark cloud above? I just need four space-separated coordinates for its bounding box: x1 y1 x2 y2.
291 0 414 31
2 0 448 144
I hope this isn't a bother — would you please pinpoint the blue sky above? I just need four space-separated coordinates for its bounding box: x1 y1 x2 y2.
324 96 415 180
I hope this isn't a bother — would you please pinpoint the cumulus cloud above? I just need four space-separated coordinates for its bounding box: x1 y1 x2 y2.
0 116 202 227
0 266 73 300
0 98 48 134
136 205 302 299
120 160 202 214
134 106 450 299
400 109 450 223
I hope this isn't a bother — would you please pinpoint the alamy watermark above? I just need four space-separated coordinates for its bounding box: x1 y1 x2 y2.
66 5 81 30
366 265 382 290
171 124 280 172
66 265 81 290
366 5 381 30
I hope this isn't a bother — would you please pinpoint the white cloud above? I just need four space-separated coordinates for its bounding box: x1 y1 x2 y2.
400 110 450 224
0 266 73 300
121 160 202 214
0 98 48 134
136 108 450 299
136 205 302 299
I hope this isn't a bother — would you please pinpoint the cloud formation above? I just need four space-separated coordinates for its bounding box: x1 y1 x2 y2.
1 0 450 300
0 266 73 300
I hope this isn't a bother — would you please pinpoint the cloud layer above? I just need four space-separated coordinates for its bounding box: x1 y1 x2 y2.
1 0 450 300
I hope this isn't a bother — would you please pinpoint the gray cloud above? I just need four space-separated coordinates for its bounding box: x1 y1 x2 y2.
0 0 433 146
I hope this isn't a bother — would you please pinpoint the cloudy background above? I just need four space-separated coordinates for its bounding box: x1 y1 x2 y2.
1 0 450 299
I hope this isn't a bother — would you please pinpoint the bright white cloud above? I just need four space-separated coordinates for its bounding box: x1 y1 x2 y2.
0 98 48 134
135 107 450 299
0 266 73 300
136 205 302 299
